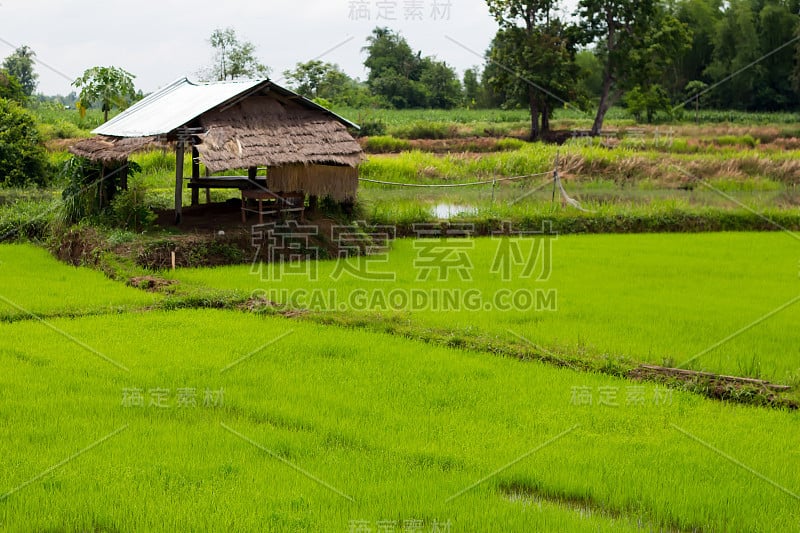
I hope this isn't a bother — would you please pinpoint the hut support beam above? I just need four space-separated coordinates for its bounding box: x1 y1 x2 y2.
175 140 185 225
191 146 200 206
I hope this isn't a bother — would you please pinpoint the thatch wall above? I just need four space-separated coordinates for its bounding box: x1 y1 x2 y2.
269 164 358 202
68 136 165 163
195 96 364 173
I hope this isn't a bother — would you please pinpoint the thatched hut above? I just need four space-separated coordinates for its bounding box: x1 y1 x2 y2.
69 77 364 223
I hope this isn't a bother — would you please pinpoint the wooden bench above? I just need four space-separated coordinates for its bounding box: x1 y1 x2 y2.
241 190 305 224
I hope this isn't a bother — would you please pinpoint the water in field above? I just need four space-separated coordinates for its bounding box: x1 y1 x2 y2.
432 204 478 219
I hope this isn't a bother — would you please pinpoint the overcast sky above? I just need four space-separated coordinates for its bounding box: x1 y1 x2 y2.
0 0 579 96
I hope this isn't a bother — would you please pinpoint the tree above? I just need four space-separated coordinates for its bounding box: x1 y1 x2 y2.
419 58 463 109
0 98 49 187
363 27 428 108
624 84 672 123
577 0 691 135
0 70 26 104
684 80 709 122
485 1 579 139
284 60 378 108
207 28 269 81
673 0 723 95
2 46 37 97
463 68 481 108
72 66 137 122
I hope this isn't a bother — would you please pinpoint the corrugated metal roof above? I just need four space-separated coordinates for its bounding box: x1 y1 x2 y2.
92 77 359 137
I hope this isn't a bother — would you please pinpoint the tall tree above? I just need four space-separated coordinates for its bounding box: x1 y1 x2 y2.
577 0 691 135
363 27 462 109
485 1 578 139
207 28 270 81
463 68 481 108
673 0 723 94
2 45 38 97
419 58 463 109
363 27 427 108
72 66 136 122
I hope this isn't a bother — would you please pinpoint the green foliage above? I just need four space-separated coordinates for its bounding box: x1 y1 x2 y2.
363 27 463 109
58 156 143 225
363 135 412 153
72 66 137 121
355 117 387 137
578 0 692 134
495 137 526 151
283 60 377 108
462 67 481 108
0 69 26 104
206 27 270 81
0 98 49 187
485 2 580 138
108 184 156 233
1 45 37 96
624 85 673 123
704 0 799 110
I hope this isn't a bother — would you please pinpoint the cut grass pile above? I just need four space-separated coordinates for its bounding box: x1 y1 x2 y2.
169 233 800 382
1 309 798 531
0 245 159 320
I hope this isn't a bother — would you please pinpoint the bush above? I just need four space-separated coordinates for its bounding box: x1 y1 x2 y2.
58 156 143 225
364 136 412 153
356 118 387 137
495 138 526 151
0 98 50 187
108 184 156 232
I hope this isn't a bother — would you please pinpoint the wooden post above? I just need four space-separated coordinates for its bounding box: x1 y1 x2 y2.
99 165 105 209
248 166 257 182
175 140 185 225
120 162 129 192
204 168 211 204
191 145 200 206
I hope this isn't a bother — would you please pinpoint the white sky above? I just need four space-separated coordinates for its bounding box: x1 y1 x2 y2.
0 0 579 96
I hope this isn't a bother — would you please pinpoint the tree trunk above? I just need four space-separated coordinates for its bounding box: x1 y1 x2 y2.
529 90 540 141
541 101 550 134
591 74 614 136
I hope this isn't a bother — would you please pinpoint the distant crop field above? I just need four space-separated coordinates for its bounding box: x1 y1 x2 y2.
170 232 800 382
1 309 798 531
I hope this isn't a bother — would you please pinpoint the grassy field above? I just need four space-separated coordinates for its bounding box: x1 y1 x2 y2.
168 233 800 382
2 105 798 532
0 245 158 320
1 308 798 531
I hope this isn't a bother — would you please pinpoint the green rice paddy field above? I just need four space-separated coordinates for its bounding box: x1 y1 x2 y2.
1 234 799 532
171 232 800 382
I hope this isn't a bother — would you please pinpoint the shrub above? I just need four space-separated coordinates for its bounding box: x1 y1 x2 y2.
58 156 143 225
0 98 50 187
109 184 156 232
356 118 387 137
495 138 525 151
364 136 412 153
